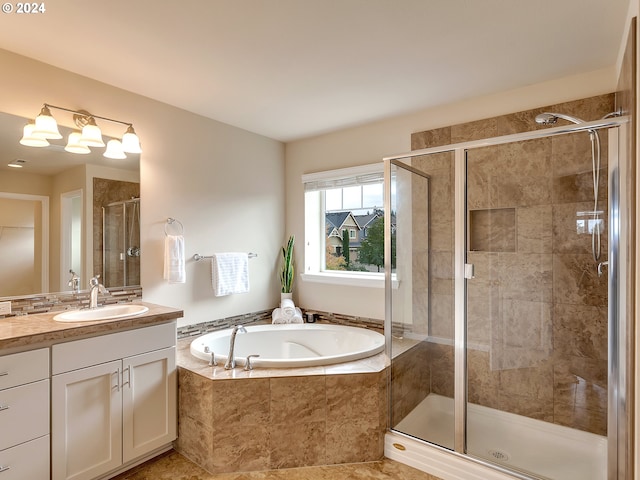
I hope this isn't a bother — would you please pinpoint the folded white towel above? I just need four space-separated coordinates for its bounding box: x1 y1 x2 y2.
211 252 249 296
163 235 185 284
272 308 287 324
280 298 295 318
290 307 304 324
272 306 304 324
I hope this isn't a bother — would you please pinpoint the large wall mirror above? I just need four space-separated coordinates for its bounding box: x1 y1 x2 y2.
0 111 141 298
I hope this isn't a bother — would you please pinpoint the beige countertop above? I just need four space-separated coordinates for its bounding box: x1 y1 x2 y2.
0 302 183 353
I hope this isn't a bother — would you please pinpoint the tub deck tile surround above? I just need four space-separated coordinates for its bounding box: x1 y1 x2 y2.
113 449 442 480
175 338 389 474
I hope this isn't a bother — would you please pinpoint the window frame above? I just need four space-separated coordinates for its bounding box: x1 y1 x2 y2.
301 163 388 288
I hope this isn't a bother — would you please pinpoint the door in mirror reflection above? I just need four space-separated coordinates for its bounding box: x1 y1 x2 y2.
60 190 83 290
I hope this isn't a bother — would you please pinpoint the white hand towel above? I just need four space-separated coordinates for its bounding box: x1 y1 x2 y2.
280 298 295 319
211 252 249 296
163 235 185 284
272 308 287 324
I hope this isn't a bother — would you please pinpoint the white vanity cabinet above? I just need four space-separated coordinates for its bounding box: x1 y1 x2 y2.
51 322 177 480
0 348 50 480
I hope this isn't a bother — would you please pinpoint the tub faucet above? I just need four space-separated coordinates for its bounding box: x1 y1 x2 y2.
89 275 108 309
224 325 247 369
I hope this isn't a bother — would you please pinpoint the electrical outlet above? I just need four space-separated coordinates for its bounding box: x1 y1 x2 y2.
0 301 10 315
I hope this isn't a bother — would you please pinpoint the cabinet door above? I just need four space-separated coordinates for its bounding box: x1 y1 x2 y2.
122 346 176 463
52 360 123 480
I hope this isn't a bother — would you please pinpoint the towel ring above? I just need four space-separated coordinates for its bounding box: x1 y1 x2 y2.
164 217 184 236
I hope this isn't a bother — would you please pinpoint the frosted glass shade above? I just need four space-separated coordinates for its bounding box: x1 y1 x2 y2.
104 139 126 159
32 106 62 139
80 122 105 147
20 123 50 147
121 125 142 153
65 132 91 154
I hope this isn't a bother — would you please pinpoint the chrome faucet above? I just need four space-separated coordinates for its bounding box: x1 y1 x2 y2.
68 269 80 293
224 325 247 369
89 275 108 309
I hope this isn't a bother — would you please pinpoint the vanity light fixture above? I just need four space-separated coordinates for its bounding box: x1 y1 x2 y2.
20 103 142 157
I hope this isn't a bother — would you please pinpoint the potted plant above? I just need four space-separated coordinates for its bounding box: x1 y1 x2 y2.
280 235 295 297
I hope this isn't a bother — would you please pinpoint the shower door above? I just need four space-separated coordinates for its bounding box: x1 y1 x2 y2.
102 199 141 288
388 153 456 450
465 130 610 480
386 120 629 480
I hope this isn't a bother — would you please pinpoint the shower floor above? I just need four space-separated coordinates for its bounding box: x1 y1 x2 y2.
393 394 606 480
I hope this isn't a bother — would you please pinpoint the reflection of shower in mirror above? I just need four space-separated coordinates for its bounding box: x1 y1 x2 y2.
102 197 141 288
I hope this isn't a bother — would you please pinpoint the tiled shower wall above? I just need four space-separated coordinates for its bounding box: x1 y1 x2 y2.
398 93 615 435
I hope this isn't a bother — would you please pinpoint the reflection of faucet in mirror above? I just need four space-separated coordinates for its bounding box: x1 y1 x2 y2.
89 275 108 309
68 270 80 293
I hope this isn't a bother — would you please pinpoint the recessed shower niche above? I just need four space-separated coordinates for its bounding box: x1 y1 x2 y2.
468 208 516 252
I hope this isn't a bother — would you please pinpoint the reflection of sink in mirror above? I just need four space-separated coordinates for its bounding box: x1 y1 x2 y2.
53 304 149 322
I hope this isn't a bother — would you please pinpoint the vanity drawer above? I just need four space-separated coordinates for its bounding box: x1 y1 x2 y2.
0 435 50 480
0 379 49 451
0 348 49 391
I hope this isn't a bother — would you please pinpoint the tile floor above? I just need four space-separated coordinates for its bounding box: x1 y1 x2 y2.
113 450 443 480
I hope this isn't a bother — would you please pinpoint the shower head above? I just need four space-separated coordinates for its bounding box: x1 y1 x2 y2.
535 112 586 126
535 113 558 125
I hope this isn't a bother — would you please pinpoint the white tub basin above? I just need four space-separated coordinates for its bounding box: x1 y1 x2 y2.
53 304 149 322
190 323 385 368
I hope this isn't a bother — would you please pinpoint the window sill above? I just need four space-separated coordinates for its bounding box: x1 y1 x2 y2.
301 272 398 289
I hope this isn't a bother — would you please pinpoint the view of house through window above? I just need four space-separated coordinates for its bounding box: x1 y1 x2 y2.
324 182 391 272
303 164 396 280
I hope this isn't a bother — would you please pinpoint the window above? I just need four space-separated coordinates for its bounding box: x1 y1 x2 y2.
302 163 388 287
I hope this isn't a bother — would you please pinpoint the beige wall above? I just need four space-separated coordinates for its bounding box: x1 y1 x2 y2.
0 49 285 327
286 67 617 320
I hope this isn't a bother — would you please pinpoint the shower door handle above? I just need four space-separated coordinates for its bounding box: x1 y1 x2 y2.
464 263 475 279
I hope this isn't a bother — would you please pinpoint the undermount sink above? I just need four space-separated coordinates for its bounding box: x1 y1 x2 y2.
53 304 149 323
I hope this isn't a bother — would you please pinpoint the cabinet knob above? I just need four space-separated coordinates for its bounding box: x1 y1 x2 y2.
0 372 8 377
0 465 10 473
0 405 9 412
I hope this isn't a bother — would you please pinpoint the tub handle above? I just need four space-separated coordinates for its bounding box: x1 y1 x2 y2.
209 351 218 367
244 354 260 371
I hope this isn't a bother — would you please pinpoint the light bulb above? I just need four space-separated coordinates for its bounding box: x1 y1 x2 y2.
104 139 127 159
32 105 62 139
121 125 142 153
65 132 91 154
20 122 50 147
79 117 105 147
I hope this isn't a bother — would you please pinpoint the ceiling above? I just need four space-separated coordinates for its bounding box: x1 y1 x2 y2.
0 0 631 142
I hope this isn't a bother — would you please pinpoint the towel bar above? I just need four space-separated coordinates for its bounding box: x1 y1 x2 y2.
193 253 257 261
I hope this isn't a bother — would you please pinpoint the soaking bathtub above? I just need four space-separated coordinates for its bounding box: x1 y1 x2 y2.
190 323 385 368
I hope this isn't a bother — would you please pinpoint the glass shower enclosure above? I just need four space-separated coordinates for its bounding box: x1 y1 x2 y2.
385 117 630 480
102 198 141 288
